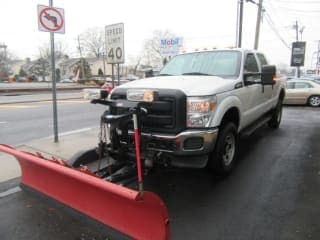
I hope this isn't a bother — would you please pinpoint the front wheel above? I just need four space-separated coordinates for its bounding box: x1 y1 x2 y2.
268 99 283 129
209 122 238 176
308 95 320 107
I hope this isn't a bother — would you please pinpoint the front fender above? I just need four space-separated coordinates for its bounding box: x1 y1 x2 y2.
209 95 243 129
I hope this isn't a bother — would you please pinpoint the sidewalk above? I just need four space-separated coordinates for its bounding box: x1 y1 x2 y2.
0 128 99 182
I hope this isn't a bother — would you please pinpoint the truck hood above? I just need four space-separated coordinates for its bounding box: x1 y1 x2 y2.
116 76 237 96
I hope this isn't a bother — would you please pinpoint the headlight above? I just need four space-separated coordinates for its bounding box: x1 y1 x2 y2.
127 89 159 102
187 96 217 127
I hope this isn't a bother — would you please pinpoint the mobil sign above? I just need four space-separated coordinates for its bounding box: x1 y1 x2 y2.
160 37 183 56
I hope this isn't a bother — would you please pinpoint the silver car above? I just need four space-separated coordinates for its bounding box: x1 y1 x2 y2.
284 79 320 107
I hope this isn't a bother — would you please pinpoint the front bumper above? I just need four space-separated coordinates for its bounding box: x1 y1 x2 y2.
139 128 219 156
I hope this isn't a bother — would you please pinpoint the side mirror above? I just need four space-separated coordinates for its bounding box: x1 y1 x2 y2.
243 72 259 85
261 65 276 85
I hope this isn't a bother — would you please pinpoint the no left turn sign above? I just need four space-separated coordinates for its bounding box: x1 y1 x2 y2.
38 5 65 34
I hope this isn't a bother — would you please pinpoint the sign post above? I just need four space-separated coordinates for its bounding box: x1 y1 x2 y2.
38 2 65 142
105 23 124 87
290 41 306 78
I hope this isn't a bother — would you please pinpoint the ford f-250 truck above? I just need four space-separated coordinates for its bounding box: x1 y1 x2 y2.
107 48 285 176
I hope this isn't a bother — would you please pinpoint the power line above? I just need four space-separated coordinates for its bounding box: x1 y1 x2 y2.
276 7 320 13
264 1 294 39
263 9 291 49
269 0 320 4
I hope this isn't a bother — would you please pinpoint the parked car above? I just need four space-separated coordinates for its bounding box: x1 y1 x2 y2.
284 79 320 107
83 88 101 100
309 75 320 85
100 82 114 99
60 79 75 83
100 79 130 99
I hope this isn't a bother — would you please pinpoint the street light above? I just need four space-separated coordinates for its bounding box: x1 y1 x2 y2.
299 26 305 41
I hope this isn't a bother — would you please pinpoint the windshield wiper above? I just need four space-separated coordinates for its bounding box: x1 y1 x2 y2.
182 72 211 76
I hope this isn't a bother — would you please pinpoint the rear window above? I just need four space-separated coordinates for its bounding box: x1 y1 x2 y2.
257 53 268 66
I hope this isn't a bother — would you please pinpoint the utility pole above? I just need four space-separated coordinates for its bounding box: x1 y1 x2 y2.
254 0 263 50
0 43 8 78
317 41 320 74
293 20 301 78
294 21 299 42
102 53 106 79
299 26 305 41
237 0 244 48
77 36 85 80
0 43 7 60
49 0 58 142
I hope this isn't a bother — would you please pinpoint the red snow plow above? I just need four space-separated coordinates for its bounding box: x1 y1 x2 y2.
0 98 170 240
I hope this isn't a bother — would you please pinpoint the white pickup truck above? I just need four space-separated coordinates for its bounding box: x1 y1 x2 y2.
108 49 286 176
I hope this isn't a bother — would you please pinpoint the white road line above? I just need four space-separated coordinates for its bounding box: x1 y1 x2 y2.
58 127 93 137
11 127 98 147
0 186 21 198
42 127 96 140
0 121 8 124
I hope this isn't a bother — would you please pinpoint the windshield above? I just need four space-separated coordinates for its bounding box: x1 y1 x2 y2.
159 50 242 78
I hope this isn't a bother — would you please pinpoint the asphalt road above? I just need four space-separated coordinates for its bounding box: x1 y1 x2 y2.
0 99 105 145
0 106 320 240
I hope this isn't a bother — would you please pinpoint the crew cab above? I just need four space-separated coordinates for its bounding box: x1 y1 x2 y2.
108 49 286 175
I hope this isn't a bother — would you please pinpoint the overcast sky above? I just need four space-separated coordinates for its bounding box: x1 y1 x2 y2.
1 0 319 68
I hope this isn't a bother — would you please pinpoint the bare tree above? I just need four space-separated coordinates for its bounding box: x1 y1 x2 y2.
0 45 15 80
29 58 50 81
38 41 69 60
127 55 143 76
141 29 177 68
35 41 69 81
80 27 105 58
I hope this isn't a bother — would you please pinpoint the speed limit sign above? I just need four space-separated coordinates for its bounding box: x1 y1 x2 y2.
105 23 124 64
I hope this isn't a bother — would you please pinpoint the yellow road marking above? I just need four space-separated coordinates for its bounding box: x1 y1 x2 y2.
0 105 39 109
0 100 90 110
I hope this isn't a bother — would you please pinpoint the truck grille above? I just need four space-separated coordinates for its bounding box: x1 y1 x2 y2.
110 88 186 134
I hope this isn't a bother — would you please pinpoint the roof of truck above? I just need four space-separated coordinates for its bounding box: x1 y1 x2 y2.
179 48 260 55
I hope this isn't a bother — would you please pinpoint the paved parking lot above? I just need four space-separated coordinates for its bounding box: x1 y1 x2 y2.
0 106 319 240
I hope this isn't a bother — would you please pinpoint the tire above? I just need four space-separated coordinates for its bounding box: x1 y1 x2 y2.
268 99 283 129
67 148 99 167
209 122 238 176
308 95 320 107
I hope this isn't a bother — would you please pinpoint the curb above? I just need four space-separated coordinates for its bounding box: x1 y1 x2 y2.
0 127 99 183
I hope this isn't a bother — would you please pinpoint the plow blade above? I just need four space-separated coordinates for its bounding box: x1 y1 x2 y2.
0 145 170 240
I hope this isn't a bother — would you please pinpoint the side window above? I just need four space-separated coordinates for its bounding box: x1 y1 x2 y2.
244 53 259 80
306 83 313 88
294 82 313 89
244 54 259 72
286 82 295 89
257 53 268 66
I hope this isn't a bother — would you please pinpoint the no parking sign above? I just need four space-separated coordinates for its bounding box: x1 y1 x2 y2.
38 5 65 34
